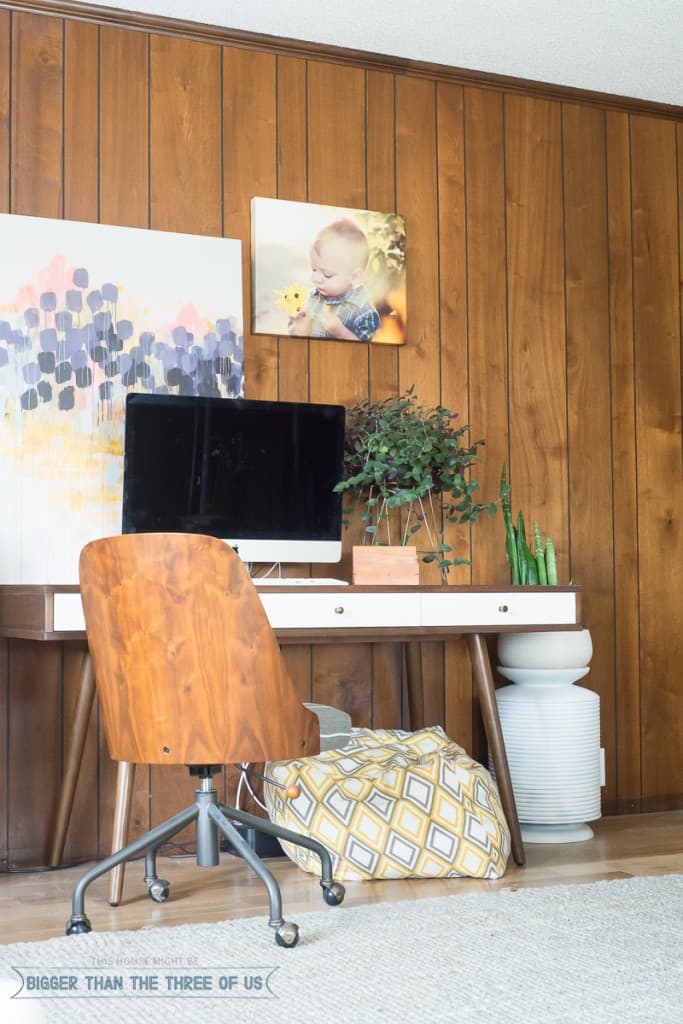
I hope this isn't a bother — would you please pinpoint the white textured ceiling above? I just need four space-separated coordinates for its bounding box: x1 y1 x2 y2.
80 0 682 107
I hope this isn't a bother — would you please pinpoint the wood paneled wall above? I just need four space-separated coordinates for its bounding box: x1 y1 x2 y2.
0 2 681 865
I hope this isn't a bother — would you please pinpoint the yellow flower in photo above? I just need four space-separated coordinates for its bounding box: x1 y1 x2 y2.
275 283 308 317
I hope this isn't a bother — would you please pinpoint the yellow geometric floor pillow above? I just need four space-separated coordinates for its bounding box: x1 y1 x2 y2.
265 726 510 881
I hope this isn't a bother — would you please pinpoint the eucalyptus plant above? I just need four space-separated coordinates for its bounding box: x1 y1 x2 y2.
333 389 496 581
500 463 559 585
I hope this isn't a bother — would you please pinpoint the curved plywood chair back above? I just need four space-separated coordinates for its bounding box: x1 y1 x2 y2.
79 533 320 765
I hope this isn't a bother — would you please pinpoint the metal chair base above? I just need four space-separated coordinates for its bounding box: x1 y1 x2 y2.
66 772 344 946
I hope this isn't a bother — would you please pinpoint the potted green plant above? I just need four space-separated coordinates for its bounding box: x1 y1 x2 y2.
499 463 559 586
497 461 591 666
333 388 496 583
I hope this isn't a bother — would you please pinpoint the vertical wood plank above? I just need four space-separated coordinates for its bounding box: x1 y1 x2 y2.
367 69 399 402
466 87 509 588
99 26 148 228
8 642 61 866
437 81 470 580
630 115 683 810
396 75 440 408
444 641 474 751
419 642 445 728
281 647 313 705
437 81 468 420
276 57 307 205
312 645 372 729
306 61 367 212
396 74 442 593
0 640 7 870
606 111 641 813
223 46 278 401
149 34 222 236
679 124 683 428
505 94 568 577
447 645 477 754
370 644 403 729
276 55 310 403
11 11 63 218
64 20 98 222
0 10 9 213
562 102 616 809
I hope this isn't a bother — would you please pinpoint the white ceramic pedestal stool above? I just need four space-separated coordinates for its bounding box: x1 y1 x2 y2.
490 630 601 844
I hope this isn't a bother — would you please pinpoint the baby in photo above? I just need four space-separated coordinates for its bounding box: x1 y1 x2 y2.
288 218 380 342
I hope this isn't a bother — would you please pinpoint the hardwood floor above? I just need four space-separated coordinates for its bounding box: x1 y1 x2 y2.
1 810 681 945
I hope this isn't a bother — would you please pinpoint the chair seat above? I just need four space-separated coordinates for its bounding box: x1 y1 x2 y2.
265 726 510 881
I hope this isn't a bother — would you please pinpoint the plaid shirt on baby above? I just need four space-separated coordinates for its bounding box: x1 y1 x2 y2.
306 285 380 341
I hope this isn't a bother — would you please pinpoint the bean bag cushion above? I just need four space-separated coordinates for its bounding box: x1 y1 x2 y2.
303 702 355 751
265 726 510 881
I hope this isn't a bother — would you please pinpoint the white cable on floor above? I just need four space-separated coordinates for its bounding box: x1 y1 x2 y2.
237 761 268 812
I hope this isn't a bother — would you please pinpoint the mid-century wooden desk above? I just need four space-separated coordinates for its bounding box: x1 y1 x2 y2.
0 583 581 874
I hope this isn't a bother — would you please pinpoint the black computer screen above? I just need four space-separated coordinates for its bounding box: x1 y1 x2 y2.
121 393 345 562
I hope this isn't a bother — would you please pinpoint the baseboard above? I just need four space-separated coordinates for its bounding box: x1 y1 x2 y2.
220 823 286 859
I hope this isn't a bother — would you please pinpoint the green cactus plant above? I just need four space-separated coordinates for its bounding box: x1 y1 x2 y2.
500 464 559 586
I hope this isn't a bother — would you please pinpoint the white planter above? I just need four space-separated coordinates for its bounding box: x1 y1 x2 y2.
498 628 593 669
492 628 601 845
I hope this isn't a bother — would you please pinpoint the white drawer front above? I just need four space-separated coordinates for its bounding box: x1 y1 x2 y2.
420 591 577 628
259 592 421 630
53 592 86 632
51 587 576 633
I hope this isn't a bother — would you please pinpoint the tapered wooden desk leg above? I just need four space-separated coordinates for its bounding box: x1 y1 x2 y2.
468 633 525 866
404 642 425 731
108 761 136 906
48 652 96 867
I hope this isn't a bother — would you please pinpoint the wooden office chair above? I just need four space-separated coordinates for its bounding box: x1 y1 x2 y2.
65 533 345 947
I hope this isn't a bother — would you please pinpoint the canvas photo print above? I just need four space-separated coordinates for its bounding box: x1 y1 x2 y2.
251 197 406 344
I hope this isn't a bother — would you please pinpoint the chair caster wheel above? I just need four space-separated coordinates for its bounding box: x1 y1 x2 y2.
148 879 170 903
322 881 345 906
274 921 299 947
66 916 92 936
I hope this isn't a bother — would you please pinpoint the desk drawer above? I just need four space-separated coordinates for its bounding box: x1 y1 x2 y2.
51 589 424 633
259 591 421 630
420 591 577 628
53 592 86 632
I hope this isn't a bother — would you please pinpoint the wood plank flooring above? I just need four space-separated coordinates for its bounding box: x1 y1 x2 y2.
1 810 681 945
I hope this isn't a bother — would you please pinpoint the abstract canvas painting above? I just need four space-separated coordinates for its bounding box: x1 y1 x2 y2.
251 197 406 345
0 213 243 583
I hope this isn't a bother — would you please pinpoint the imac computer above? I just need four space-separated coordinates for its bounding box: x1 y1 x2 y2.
121 393 346 564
